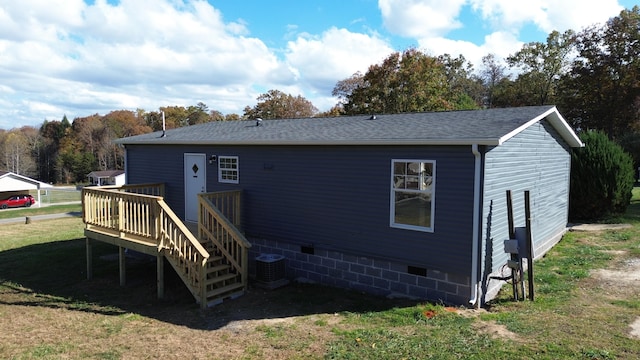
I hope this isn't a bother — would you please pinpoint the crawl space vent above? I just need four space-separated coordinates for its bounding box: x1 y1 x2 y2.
255 254 288 289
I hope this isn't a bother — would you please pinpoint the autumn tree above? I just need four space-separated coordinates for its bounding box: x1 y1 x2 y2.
224 113 241 121
243 90 318 119
0 129 37 176
338 49 479 115
332 71 365 107
438 54 483 109
316 105 344 118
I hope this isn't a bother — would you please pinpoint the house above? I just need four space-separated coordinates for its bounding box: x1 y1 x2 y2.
0 170 54 207
106 105 582 307
87 170 125 186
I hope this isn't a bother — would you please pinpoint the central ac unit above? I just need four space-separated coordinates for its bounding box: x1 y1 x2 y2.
255 253 288 289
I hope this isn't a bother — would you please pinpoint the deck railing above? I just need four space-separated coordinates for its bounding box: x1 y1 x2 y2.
200 190 242 229
198 191 251 290
82 184 210 306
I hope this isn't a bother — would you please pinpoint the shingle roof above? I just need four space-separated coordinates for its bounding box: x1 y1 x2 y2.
115 105 583 147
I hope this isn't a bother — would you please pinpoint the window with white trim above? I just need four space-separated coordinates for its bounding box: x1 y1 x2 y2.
390 159 435 232
218 156 239 183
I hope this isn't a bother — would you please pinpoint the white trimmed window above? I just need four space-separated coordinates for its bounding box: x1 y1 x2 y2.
390 160 435 232
218 156 239 183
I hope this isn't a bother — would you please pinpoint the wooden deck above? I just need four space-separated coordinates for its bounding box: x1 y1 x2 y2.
82 184 251 308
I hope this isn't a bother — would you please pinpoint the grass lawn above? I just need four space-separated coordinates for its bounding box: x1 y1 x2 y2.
1 193 640 359
0 204 81 220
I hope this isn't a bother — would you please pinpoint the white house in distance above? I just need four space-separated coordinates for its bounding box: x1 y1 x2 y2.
87 170 125 186
0 171 54 207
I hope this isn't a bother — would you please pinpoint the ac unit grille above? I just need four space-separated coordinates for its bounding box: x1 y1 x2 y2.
255 254 285 283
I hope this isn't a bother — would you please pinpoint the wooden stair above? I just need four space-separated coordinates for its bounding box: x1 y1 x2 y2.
200 243 245 306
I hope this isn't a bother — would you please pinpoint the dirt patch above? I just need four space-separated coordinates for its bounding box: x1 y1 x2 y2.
592 258 640 287
591 256 640 340
631 318 640 340
458 308 521 341
570 223 633 232
472 320 520 341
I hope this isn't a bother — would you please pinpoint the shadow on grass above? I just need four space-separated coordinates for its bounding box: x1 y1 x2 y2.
0 238 420 330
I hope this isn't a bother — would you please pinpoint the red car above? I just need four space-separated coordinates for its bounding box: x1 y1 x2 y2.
0 195 36 209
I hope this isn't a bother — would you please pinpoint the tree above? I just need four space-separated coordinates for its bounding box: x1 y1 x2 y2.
558 6 640 138
316 105 344 118
0 128 38 177
480 53 509 108
224 113 241 121
243 90 318 119
507 30 576 106
438 54 483 109
338 49 478 115
332 71 365 106
39 119 70 183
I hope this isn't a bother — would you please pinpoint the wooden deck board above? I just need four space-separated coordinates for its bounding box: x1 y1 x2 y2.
84 228 158 256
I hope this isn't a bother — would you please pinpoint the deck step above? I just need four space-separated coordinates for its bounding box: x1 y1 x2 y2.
205 272 238 286
207 264 230 274
206 282 245 299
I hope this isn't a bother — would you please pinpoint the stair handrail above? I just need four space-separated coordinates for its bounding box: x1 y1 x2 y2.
198 192 251 290
157 199 209 306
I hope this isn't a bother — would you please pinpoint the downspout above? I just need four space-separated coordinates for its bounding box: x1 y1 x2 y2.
469 144 482 307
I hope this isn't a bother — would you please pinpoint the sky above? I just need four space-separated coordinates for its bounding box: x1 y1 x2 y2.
0 0 638 130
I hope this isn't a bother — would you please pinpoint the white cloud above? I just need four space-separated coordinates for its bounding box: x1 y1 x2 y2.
379 0 468 37
285 27 394 93
469 0 624 33
417 31 521 70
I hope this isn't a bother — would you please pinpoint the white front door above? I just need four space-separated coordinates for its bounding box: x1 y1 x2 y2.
184 153 206 222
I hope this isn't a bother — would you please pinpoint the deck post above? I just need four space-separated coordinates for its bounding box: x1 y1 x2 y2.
86 238 93 280
119 246 126 286
157 252 164 299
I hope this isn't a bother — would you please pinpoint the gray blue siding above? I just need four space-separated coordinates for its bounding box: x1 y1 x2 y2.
125 144 476 277
480 119 571 295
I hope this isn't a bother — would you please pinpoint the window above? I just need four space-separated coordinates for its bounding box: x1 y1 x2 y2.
218 156 239 183
390 160 435 232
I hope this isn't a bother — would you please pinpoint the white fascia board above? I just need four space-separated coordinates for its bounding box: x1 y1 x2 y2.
497 106 584 147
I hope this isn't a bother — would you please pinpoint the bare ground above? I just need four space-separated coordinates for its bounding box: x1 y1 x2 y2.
592 255 640 340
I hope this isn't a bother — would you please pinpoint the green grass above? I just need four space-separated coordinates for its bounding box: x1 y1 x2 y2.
0 203 81 220
29 187 81 204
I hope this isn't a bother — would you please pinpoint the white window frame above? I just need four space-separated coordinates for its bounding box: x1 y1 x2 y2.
218 156 239 184
390 159 436 232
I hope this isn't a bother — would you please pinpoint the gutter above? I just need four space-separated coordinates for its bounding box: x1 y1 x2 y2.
469 144 482 307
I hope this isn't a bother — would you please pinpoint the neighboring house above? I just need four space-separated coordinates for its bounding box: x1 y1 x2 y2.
0 171 54 207
87 170 125 186
114 105 582 306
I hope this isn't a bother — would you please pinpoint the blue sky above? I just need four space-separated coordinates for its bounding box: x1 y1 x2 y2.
0 0 637 129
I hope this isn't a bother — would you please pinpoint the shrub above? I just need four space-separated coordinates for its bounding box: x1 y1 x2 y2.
569 130 635 221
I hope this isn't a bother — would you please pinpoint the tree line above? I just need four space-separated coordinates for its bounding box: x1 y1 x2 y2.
1 6 638 184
